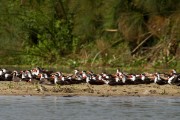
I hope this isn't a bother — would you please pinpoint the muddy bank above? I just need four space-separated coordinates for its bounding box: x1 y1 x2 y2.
0 81 180 97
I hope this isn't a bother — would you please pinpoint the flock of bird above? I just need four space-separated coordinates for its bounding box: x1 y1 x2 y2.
0 67 180 86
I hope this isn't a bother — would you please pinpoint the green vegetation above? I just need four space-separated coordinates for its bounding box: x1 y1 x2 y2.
0 0 179 71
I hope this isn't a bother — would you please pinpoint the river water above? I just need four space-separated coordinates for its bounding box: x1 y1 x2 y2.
0 96 180 120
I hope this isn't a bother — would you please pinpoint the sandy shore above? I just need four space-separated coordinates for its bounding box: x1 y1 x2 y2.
0 81 180 97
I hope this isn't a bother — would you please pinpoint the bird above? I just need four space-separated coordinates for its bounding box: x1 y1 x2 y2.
153 73 167 85
168 74 180 85
38 73 52 85
139 74 153 84
86 75 105 85
52 74 70 85
12 71 22 82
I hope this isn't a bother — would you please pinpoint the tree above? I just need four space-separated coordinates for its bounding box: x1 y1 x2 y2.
116 0 180 60
19 0 75 64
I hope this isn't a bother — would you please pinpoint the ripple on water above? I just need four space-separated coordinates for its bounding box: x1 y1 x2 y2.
0 96 180 120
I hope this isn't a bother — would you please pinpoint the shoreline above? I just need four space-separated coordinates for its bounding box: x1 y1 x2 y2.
0 81 180 97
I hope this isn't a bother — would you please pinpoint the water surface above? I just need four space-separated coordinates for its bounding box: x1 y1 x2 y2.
0 96 179 120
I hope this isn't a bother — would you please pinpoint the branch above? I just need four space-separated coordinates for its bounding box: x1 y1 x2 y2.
131 34 153 55
105 29 118 32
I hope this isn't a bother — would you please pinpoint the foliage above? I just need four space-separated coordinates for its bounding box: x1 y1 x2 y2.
0 0 179 71
19 0 76 64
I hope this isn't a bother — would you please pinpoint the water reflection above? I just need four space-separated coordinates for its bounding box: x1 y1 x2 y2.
0 96 180 120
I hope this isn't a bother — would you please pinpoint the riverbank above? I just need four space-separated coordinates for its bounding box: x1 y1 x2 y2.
0 81 180 97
